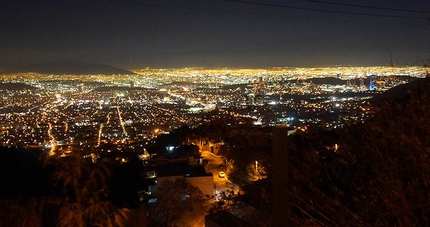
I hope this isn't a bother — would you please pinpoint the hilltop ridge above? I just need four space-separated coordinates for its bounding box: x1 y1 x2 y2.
2 62 135 75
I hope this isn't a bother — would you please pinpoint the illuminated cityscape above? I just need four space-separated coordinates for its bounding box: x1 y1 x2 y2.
2 0 430 225
0 66 427 153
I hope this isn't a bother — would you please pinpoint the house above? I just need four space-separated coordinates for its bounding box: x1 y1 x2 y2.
155 161 214 197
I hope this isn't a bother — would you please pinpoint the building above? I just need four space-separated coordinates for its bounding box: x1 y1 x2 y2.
155 161 214 197
367 75 376 90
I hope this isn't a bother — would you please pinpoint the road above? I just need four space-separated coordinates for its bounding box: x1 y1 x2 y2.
201 151 240 200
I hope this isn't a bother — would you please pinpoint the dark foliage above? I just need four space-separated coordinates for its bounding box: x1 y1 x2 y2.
151 178 207 226
221 125 273 185
109 155 145 209
0 147 48 198
285 77 430 226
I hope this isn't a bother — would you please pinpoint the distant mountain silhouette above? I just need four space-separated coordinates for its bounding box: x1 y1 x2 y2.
5 62 135 75
95 86 155 91
304 77 345 85
0 62 17 74
0 83 37 90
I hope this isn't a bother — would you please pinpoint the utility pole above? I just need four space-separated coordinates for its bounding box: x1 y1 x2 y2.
272 125 289 226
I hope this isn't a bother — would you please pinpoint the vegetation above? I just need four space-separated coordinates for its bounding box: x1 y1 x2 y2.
210 77 430 226
40 151 130 227
152 178 209 227
286 78 430 226
220 126 272 185
0 197 41 227
1 77 430 226
0 148 139 226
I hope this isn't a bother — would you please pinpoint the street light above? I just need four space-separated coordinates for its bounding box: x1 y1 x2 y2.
255 160 258 178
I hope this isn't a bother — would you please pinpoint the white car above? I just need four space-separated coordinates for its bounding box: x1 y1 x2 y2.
218 171 225 178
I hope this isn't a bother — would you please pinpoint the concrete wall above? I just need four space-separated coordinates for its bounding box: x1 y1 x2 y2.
186 175 214 197
157 175 214 197
157 175 183 188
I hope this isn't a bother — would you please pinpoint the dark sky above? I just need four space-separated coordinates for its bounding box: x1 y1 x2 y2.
1 0 429 69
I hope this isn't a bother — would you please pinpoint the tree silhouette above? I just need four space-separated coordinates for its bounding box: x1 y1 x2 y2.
220 126 272 185
152 178 208 227
284 77 430 226
41 150 129 227
0 198 41 227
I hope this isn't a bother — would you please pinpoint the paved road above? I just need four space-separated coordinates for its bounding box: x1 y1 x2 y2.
201 151 240 200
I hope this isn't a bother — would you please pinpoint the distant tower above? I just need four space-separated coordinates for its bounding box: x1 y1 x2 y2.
367 75 376 91
78 84 84 92
247 93 255 105
351 77 356 87
359 78 365 87
256 77 266 96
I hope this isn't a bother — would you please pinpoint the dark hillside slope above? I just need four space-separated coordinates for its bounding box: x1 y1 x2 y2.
286 77 430 226
370 76 430 106
0 147 47 198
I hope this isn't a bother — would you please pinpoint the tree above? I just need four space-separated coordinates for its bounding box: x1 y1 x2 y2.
152 178 208 227
284 78 430 226
126 204 152 227
41 151 130 227
0 198 41 227
220 126 273 185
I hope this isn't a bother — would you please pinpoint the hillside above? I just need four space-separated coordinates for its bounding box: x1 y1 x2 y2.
0 83 37 90
283 76 430 226
370 76 430 106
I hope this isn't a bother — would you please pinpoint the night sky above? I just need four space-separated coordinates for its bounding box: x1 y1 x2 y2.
1 0 429 69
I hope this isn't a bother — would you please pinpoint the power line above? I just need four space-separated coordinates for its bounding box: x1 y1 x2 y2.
226 0 429 19
99 0 428 25
306 0 430 14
